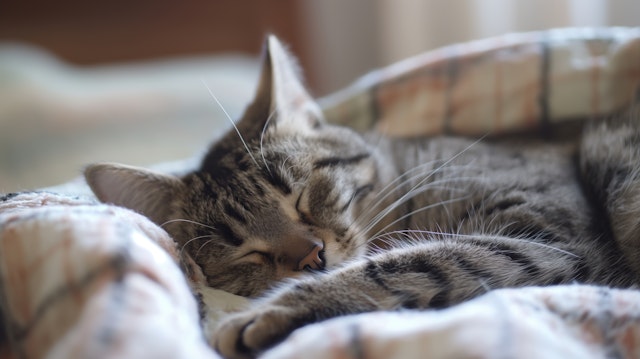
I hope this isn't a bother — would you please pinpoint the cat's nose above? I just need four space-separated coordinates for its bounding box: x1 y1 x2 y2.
297 244 324 271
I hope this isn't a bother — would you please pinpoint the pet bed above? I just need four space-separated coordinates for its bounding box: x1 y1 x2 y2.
2 27 640 359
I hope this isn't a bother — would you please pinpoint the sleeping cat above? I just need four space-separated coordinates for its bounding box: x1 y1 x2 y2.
85 36 640 359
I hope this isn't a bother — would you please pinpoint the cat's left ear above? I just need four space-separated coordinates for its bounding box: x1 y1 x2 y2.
84 163 185 225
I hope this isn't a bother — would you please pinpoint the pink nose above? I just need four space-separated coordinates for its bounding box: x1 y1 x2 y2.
297 244 324 271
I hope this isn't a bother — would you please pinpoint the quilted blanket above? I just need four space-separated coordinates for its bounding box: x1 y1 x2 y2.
2 27 640 359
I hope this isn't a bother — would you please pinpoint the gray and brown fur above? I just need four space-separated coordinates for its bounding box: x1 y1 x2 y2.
85 36 640 359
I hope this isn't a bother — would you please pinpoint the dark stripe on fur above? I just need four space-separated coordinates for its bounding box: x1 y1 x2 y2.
265 170 292 195
408 258 452 307
252 179 266 196
396 291 422 309
340 184 374 213
194 174 219 202
405 258 449 289
451 253 494 281
428 290 450 309
209 165 236 186
313 153 370 169
574 258 591 282
364 260 391 290
491 243 541 278
224 203 247 224
484 198 525 216
233 321 254 355
213 222 244 246
377 257 453 308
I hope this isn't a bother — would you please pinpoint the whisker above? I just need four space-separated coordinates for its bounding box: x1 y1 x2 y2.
201 79 259 167
356 176 476 236
353 196 469 254
195 238 216 258
354 160 452 222
160 218 217 232
180 235 215 257
260 108 278 175
350 137 487 252
352 136 486 229
371 229 580 258
353 163 478 228
520 239 580 258
365 196 471 244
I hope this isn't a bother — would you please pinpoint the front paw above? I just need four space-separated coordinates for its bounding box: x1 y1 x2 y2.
213 305 307 359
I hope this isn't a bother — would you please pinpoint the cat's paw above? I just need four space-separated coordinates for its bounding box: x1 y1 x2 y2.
213 305 305 359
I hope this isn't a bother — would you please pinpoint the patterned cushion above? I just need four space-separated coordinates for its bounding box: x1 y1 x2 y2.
322 27 640 137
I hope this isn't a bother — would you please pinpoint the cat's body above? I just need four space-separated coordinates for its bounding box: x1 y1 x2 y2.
85 36 640 359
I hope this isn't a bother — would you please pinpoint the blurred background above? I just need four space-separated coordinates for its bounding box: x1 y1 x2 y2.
1 0 639 192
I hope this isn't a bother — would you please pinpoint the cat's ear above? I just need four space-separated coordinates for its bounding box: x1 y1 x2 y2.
84 163 184 225
249 35 325 135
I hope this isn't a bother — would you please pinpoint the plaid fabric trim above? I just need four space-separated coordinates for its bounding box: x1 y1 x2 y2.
322 27 640 137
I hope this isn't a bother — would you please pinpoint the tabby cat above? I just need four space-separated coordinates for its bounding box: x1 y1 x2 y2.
85 36 640 359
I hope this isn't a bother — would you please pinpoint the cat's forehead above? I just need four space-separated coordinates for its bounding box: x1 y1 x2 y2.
194 122 372 201
191 147 294 203
264 125 369 158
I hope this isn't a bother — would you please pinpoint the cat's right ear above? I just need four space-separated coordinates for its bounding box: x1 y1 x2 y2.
84 163 184 225
237 35 323 138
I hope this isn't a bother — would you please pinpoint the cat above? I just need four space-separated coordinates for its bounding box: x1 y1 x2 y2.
85 35 640 359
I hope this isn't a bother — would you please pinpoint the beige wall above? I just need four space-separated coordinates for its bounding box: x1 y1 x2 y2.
301 0 640 96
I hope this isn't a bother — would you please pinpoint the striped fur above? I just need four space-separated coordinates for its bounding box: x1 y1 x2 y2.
84 37 640 358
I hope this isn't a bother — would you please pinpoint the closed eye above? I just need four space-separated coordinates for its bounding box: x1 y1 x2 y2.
295 188 317 226
341 184 374 212
240 250 273 264
313 153 370 169
354 184 374 200
298 211 316 226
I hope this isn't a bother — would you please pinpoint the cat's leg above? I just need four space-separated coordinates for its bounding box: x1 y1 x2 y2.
580 107 640 279
213 236 582 358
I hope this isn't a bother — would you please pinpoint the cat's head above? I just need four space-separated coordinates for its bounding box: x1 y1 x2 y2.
85 36 381 297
